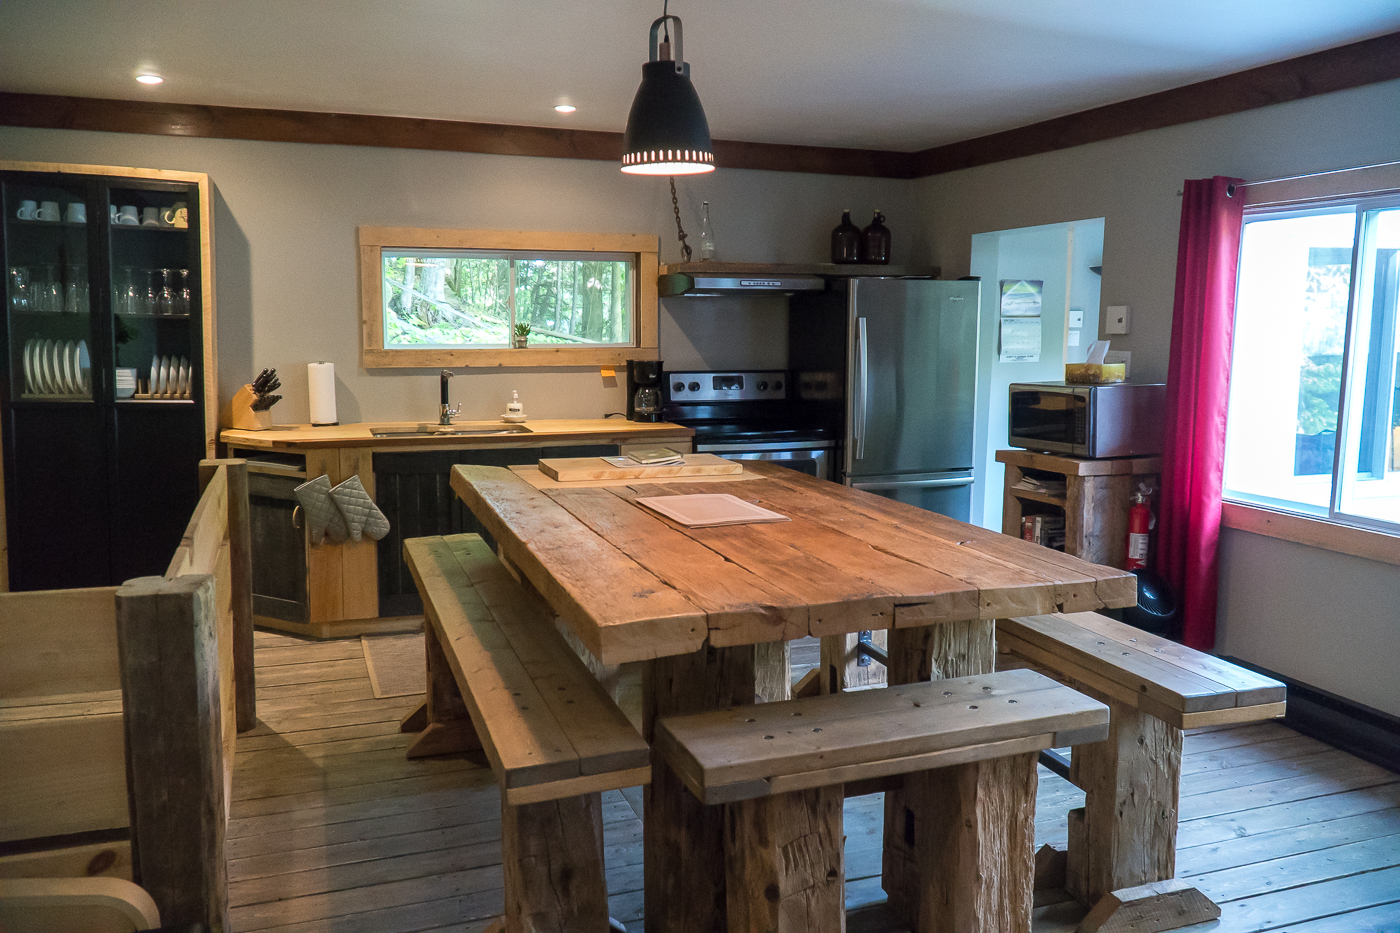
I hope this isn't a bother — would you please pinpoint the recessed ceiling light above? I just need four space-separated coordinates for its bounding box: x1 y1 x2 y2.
554 104 577 114
136 73 163 85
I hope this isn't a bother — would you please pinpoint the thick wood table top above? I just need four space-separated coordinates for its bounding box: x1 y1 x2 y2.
450 461 1137 666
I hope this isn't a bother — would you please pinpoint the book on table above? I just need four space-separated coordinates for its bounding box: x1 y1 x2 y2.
634 493 789 528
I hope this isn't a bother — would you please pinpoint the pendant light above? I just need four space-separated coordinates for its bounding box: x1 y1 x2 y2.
621 8 714 175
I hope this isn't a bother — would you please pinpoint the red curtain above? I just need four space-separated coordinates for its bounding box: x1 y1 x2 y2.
1159 176 1245 650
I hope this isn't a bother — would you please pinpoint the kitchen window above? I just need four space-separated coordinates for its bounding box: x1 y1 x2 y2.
359 227 659 368
1223 194 1400 536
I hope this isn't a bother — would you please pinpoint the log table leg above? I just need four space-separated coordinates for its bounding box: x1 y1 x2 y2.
725 785 845 933
502 792 610 933
1066 685 1184 907
883 620 997 929
900 752 1039 933
644 645 756 933
406 623 482 759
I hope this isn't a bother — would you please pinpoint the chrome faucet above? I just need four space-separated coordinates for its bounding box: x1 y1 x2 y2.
439 370 460 424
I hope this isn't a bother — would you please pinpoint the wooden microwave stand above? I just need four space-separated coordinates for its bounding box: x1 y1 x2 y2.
997 449 1162 568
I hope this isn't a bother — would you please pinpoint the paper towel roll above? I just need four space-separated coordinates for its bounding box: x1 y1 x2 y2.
308 362 337 425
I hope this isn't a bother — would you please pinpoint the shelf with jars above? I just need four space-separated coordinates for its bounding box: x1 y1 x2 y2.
1 161 216 591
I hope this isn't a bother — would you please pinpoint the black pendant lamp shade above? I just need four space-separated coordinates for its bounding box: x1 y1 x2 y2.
621 14 715 175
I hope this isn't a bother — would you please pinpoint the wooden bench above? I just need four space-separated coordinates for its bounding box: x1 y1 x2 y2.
997 610 1287 931
655 668 1110 933
403 533 651 933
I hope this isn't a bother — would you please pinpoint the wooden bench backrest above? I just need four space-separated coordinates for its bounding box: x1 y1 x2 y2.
998 612 1286 729
0 587 121 700
656 668 1110 804
404 534 650 804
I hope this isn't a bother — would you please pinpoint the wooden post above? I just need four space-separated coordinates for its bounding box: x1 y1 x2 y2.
818 630 887 694
201 459 256 733
643 645 756 933
725 785 845 933
896 752 1038 933
407 621 483 758
754 639 792 702
501 792 610 933
883 619 997 924
115 575 228 933
1066 685 1183 906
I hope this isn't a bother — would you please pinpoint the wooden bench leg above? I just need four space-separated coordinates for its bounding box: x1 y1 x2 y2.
883 621 997 921
1066 689 1184 906
725 785 844 933
407 623 482 759
501 792 610 933
890 752 1038 933
643 645 756 933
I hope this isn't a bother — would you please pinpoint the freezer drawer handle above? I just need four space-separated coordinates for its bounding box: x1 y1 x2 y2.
852 476 974 490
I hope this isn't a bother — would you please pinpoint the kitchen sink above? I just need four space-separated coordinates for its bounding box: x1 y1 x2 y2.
370 424 533 438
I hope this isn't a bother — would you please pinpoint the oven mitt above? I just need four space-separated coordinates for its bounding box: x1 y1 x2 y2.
294 474 350 546
329 474 391 542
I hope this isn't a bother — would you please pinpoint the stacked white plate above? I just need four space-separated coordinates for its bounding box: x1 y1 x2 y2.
21 338 89 398
149 354 192 398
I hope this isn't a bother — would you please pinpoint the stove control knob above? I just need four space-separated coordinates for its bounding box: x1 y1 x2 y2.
773 380 783 391
673 382 685 393
688 382 700 392
757 381 768 391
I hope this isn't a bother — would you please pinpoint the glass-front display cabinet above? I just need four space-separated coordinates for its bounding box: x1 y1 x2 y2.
0 163 215 590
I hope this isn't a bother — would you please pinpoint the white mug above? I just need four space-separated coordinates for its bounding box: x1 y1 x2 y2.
140 207 159 227
16 200 37 220
118 205 139 225
37 201 61 222
65 203 87 224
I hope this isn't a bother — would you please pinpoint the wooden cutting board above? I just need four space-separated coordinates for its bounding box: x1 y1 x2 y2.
538 453 743 482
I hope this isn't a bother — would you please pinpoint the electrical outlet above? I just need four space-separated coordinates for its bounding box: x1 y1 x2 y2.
1104 350 1131 377
1068 329 1081 347
1105 305 1130 335
1069 307 1084 328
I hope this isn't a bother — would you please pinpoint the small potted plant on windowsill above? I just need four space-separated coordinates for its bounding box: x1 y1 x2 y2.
514 322 531 349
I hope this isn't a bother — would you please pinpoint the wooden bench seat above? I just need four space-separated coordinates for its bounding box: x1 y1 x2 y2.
657 669 1110 933
403 533 650 933
997 611 1287 930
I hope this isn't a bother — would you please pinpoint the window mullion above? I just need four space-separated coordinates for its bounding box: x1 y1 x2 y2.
507 256 517 337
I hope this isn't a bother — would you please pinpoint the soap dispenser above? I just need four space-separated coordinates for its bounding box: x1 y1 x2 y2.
502 390 527 423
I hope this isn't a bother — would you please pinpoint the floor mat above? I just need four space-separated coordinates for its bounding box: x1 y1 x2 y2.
361 632 425 698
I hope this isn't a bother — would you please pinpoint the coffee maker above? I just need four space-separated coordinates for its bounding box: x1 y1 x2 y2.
626 359 664 422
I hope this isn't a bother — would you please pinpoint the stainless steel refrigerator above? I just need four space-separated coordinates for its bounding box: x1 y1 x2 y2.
793 278 980 520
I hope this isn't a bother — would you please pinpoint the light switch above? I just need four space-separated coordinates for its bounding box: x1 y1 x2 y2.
1105 305 1130 335
1069 308 1084 328
1068 329 1081 347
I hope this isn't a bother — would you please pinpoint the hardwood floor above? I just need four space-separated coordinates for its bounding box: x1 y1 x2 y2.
229 630 1400 932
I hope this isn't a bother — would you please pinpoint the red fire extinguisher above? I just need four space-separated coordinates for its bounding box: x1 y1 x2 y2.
1125 487 1154 570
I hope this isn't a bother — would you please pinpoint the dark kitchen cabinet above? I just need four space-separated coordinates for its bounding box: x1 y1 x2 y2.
373 445 618 617
0 163 215 590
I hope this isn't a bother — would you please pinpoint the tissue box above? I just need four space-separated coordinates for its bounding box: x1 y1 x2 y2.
1064 363 1127 384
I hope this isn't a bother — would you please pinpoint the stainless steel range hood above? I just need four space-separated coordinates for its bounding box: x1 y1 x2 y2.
659 272 826 297
657 261 942 298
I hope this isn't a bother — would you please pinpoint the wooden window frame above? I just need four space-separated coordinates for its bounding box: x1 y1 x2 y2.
358 226 659 368
1221 501 1400 567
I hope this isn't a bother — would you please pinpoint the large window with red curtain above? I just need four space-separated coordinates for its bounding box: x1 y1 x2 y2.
1223 195 1400 534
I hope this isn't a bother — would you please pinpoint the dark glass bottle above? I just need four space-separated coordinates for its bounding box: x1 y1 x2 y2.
860 210 891 264
831 209 861 264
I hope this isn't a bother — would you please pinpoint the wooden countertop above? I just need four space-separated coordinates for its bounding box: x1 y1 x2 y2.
221 419 694 451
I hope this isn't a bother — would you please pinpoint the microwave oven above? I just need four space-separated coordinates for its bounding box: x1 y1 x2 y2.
1008 382 1167 458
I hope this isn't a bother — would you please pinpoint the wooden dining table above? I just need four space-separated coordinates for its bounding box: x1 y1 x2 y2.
450 459 1137 933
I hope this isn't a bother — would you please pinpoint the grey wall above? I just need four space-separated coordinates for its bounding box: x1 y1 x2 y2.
0 126 907 423
915 77 1400 716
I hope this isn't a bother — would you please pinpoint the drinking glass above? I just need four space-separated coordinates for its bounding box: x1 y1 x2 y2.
64 263 87 314
115 267 135 315
176 268 190 315
8 266 29 312
157 268 175 316
142 269 158 316
42 265 61 313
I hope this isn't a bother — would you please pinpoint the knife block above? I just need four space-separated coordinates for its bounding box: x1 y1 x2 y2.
231 384 273 430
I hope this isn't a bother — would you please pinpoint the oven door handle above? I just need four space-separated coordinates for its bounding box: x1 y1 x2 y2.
855 316 869 461
696 441 836 452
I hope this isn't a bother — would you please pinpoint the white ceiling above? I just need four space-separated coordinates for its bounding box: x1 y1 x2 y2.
3 1 1399 152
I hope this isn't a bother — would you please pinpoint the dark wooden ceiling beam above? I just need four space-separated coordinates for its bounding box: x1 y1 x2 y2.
911 31 1400 177
1 31 1395 180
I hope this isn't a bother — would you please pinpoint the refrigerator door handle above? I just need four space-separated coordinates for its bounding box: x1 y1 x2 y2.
855 316 869 461
851 475 974 491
